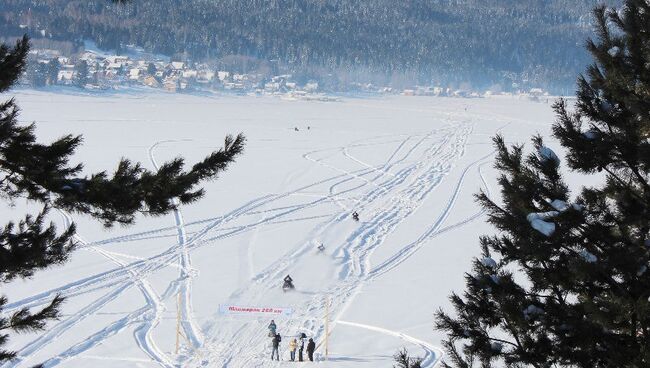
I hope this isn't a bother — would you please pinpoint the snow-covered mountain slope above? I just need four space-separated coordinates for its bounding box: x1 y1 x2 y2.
1 92 556 367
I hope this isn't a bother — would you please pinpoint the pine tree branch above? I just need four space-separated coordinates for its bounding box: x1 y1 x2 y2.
601 167 643 201
0 207 76 282
6 295 63 333
0 36 29 93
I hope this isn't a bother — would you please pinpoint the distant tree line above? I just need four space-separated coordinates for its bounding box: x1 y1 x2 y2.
0 0 621 92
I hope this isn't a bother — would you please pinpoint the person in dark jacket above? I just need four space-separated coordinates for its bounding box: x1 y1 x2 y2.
306 338 316 361
271 333 281 361
298 333 306 361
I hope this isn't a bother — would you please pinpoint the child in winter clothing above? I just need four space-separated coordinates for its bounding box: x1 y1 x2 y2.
268 320 277 336
289 338 298 361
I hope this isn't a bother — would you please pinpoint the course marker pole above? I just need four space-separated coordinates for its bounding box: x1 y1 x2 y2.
325 296 330 360
175 292 181 354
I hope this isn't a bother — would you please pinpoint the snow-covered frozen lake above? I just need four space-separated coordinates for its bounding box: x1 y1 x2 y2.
2 91 557 367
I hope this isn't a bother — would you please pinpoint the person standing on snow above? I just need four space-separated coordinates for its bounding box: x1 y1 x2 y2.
289 338 298 361
298 333 306 361
268 320 277 337
307 338 316 361
271 333 281 361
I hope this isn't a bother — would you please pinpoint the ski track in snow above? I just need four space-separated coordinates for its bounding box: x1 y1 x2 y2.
7 110 506 367
336 320 444 367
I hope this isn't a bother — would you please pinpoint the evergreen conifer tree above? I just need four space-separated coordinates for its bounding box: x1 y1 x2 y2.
26 58 47 88
47 58 60 86
435 1 649 367
393 348 423 368
147 62 157 76
73 60 88 88
0 35 245 363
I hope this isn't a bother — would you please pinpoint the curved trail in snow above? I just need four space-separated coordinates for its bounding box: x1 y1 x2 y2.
336 320 443 367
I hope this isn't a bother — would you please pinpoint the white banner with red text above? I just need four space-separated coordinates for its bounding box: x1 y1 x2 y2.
219 305 294 317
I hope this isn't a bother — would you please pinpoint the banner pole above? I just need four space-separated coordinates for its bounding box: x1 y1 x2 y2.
325 295 329 360
175 292 181 354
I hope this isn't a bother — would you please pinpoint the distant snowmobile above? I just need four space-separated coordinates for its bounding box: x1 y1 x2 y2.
352 211 359 222
283 274 295 292
317 243 325 252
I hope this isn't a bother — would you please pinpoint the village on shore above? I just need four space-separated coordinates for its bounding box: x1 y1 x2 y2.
23 45 553 101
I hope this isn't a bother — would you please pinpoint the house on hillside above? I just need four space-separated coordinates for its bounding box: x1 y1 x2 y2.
143 75 160 88
197 70 215 83
58 70 74 85
182 70 198 79
171 61 185 71
105 56 128 71
129 68 141 81
217 71 230 82
106 56 129 64
163 78 178 92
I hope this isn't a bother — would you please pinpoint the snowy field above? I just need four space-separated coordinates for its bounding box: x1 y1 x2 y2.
2 91 557 367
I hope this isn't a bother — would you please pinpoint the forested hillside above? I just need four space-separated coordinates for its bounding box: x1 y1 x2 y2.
0 0 620 92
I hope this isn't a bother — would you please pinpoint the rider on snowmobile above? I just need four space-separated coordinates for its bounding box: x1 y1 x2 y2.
283 275 294 290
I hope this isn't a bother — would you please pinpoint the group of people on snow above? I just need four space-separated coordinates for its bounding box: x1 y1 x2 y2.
268 320 316 361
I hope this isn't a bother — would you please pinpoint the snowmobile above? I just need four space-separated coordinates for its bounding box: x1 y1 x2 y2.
282 280 295 292
282 275 295 292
